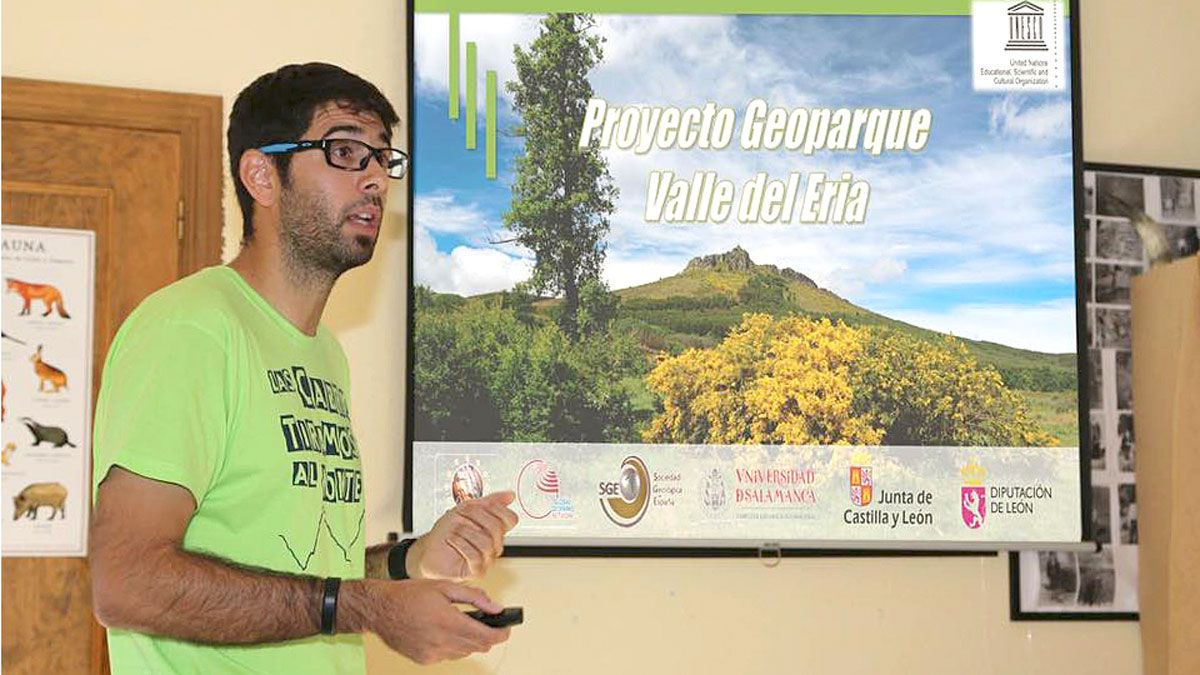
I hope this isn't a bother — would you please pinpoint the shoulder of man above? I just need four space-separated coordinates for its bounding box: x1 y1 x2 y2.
123 266 244 333
108 266 248 358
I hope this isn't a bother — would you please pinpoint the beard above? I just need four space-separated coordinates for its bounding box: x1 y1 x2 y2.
278 184 378 280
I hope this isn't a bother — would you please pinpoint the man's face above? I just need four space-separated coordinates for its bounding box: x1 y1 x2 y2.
278 102 390 276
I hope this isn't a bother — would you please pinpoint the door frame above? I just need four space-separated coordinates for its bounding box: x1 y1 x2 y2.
2 77 225 274
2 77 225 675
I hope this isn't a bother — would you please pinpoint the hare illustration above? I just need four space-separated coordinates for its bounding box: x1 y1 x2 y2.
31 345 68 393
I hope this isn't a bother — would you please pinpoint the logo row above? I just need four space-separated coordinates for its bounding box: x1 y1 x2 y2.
449 456 654 527
445 455 1055 530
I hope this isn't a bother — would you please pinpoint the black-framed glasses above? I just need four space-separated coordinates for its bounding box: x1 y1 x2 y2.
259 138 409 179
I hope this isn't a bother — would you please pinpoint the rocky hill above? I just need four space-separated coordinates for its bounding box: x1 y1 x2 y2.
685 246 818 289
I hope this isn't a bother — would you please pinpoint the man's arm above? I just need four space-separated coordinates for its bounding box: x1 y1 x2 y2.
90 466 510 662
362 492 520 582
365 542 392 580
90 466 321 643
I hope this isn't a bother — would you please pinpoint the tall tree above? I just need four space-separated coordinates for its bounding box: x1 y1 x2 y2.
505 13 617 339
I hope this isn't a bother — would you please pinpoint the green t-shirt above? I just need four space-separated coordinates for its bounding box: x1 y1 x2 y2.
93 266 367 675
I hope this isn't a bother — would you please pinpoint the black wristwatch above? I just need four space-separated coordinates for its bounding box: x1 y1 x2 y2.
387 538 418 580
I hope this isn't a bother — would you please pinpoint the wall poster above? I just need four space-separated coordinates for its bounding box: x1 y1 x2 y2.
2 224 96 557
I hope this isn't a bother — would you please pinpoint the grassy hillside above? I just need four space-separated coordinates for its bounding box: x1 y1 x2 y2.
610 265 1076 392
438 248 1078 394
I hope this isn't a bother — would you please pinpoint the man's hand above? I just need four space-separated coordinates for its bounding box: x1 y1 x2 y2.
407 491 519 581
340 579 510 665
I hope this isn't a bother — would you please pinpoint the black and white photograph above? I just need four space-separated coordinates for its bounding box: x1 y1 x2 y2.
1092 486 1112 545
1117 413 1135 472
1096 174 1144 218
1011 166 1168 622
1162 224 1200 258
1076 548 1117 607
1037 551 1078 606
1094 263 1135 304
1119 484 1137 545
1089 412 1105 470
1115 351 1133 410
1095 220 1143 261
1095 307 1131 349
1161 176 1196 221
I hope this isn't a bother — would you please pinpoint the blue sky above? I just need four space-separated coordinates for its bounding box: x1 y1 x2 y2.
412 13 1077 353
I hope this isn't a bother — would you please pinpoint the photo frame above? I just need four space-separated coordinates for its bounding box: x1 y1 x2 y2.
1009 162 1200 620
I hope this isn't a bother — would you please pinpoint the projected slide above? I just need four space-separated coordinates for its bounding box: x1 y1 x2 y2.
408 1 1083 548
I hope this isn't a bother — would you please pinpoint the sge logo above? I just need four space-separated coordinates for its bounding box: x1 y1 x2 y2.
598 481 623 497
598 456 650 527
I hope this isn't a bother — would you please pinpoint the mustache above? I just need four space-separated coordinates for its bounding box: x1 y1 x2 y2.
342 196 384 215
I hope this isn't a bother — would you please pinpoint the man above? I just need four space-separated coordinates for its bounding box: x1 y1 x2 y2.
89 63 517 673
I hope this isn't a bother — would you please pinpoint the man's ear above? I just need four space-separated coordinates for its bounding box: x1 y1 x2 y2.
239 150 280 208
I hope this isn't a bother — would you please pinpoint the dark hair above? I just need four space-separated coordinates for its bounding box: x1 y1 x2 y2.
227 62 399 241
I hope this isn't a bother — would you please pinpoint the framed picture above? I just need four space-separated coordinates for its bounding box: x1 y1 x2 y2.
1009 162 1200 620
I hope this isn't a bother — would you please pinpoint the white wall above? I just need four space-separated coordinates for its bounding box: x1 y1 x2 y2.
7 1 1197 673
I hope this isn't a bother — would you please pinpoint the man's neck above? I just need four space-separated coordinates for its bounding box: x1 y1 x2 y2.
227 240 335 337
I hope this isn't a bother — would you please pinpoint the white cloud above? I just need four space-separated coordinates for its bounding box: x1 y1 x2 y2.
413 13 541 111
913 257 1075 286
827 256 908 296
989 96 1071 141
593 15 815 109
888 299 1077 353
602 254 690 291
414 191 487 235
412 194 531 296
413 15 1078 347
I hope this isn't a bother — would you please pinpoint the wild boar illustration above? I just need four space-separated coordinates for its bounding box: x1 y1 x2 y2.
13 482 67 520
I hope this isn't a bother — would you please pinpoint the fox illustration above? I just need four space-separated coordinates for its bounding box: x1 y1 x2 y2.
6 278 70 318
31 345 68 393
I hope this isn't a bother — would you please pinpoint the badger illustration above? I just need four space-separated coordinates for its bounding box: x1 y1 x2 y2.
20 418 76 448
13 482 67 520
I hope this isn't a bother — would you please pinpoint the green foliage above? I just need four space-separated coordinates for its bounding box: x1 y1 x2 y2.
997 365 1077 392
412 302 515 440
737 271 790 310
413 299 644 443
505 13 617 339
413 285 465 312
500 282 538 327
621 295 735 312
1018 389 1080 446
575 278 619 336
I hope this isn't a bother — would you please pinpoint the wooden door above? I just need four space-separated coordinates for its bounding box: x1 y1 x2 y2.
1 78 223 675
